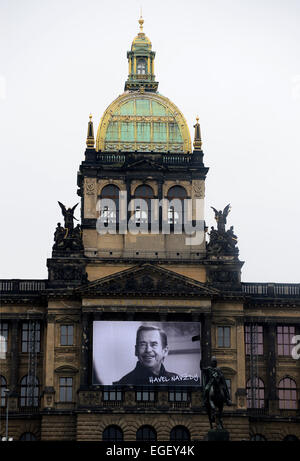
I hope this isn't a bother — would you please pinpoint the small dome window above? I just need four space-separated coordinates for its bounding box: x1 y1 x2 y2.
137 58 147 75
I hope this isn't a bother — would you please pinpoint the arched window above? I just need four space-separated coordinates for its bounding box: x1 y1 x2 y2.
103 425 123 441
246 377 265 408
283 435 299 442
0 376 7 407
137 58 147 75
136 425 157 441
167 186 187 225
20 375 39 407
170 425 190 441
278 378 297 409
251 434 267 441
133 185 154 225
19 432 37 441
99 185 120 226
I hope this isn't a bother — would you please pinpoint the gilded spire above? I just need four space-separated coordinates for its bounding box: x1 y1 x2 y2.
139 12 144 33
193 116 202 150
125 15 158 92
86 113 95 148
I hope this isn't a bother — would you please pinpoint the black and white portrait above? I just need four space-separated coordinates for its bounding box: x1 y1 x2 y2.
93 321 201 386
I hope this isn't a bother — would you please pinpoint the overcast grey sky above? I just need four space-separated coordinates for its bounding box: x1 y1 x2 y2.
0 0 299 282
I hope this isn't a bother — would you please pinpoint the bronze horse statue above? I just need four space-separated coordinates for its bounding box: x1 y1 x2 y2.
201 357 232 430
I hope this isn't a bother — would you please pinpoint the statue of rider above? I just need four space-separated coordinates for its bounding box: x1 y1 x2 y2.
202 356 232 407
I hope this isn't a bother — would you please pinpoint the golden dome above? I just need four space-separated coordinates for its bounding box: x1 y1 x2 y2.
131 16 152 50
96 91 192 154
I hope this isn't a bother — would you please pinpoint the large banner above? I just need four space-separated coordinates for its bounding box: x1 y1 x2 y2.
93 321 201 386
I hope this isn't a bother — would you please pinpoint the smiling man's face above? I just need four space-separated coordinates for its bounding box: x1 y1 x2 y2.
135 329 168 375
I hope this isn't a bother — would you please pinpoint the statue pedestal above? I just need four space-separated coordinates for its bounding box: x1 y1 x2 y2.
207 429 230 441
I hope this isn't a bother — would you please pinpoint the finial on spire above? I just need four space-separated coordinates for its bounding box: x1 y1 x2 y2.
139 10 144 33
193 116 202 150
86 113 95 148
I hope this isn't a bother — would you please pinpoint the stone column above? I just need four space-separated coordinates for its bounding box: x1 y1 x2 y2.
126 178 131 226
236 318 247 409
158 180 163 232
8 320 20 411
80 313 90 388
9 320 19 393
201 314 212 368
42 314 56 409
266 323 277 413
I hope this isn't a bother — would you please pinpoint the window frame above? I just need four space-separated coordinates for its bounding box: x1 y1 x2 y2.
0 376 8 407
166 186 187 226
278 377 297 410
137 58 147 75
60 324 74 346
103 425 123 442
99 185 120 226
277 326 296 357
103 387 123 402
136 425 157 441
168 390 189 402
217 326 231 348
170 425 190 441
246 377 265 409
21 321 41 353
59 376 73 403
245 325 264 355
20 375 39 407
136 390 156 402
0 322 8 358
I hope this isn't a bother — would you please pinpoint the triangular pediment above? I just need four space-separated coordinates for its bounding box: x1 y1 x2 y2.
76 264 219 298
126 158 166 171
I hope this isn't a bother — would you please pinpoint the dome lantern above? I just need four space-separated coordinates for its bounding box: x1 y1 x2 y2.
125 16 158 92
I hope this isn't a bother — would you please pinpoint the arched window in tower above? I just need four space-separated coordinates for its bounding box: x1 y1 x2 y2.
99 185 120 226
133 185 154 226
246 377 265 408
167 186 187 226
20 375 39 407
137 58 147 75
278 377 297 409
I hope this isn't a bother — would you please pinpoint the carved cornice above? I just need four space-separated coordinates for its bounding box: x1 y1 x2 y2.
76 263 219 298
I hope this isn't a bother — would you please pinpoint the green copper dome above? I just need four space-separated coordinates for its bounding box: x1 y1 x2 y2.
95 18 192 154
96 91 191 153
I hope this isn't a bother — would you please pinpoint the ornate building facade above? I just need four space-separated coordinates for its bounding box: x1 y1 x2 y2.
0 18 299 442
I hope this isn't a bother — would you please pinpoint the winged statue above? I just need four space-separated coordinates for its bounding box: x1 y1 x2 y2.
211 204 231 232
58 202 79 231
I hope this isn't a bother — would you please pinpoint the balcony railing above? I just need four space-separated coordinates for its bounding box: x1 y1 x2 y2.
242 283 300 298
0 280 47 294
96 154 125 163
163 154 191 165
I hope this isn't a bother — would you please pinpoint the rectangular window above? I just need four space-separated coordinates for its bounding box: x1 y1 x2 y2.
153 122 167 142
120 122 135 142
169 391 189 402
103 388 122 401
245 325 264 355
136 390 155 402
21 322 40 353
60 325 74 346
59 377 73 402
225 379 232 399
217 326 231 348
136 122 151 142
277 326 295 356
0 323 8 359
106 121 119 141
